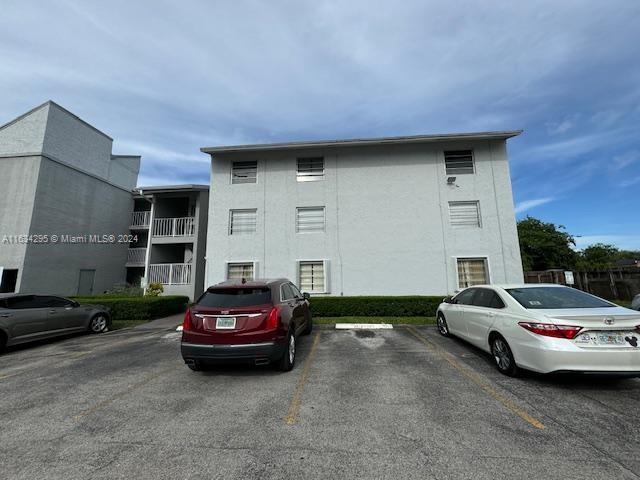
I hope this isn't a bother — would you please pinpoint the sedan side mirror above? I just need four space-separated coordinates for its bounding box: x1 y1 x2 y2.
443 296 454 304
303 292 311 301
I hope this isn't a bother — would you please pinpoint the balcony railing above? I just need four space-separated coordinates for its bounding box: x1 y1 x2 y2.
131 211 151 229
153 217 195 237
148 263 192 285
126 248 147 266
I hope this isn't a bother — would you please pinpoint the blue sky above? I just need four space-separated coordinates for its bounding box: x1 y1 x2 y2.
1 1 639 250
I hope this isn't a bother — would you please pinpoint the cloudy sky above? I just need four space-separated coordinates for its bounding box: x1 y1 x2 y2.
1 0 639 249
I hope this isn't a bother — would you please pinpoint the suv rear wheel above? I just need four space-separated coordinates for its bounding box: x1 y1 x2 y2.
276 331 296 371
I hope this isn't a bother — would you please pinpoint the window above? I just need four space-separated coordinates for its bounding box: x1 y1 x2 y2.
457 258 489 288
290 283 303 298
197 288 271 307
6 295 40 309
38 296 75 308
0 268 18 293
449 201 481 227
506 286 615 309
298 261 326 293
454 288 477 305
281 283 296 301
229 209 257 234
472 289 505 309
445 150 474 175
296 207 325 233
227 262 254 281
297 157 324 181
231 161 257 184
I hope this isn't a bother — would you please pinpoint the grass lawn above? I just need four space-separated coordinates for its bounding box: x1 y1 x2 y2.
111 319 151 330
315 316 436 325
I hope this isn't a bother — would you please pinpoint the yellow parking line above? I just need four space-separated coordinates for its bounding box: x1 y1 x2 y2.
284 332 321 426
406 326 545 430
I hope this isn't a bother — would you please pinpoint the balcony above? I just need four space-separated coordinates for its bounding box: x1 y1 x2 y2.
126 247 147 266
131 211 151 229
153 217 195 238
148 263 192 285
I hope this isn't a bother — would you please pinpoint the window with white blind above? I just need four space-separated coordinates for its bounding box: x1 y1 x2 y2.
229 209 257 234
227 262 254 281
231 161 257 184
296 207 325 233
298 261 326 293
297 157 324 181
449 201 481 227
445 150 474 175
457 258 489 288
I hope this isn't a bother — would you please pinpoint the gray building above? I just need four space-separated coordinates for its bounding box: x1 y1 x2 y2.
126 185 209 300
0 101 140 295
202 132 524 296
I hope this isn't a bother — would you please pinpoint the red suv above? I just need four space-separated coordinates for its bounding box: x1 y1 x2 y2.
181 278 312 371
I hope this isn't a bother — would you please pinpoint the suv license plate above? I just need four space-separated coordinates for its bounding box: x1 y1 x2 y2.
216 317 236 329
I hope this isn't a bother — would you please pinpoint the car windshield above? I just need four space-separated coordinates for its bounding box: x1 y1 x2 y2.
197 288 271 308
506 287 615 309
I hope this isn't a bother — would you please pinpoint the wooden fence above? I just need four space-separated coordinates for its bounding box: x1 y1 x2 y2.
524 268 640 300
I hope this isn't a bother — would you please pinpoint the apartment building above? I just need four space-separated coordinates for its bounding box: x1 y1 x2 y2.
126 185 209 300
0 101 140 295
202 132 524 295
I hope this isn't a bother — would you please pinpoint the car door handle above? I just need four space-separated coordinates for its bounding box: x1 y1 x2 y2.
0 314 11 318
49 310 57 314
486 312 495 317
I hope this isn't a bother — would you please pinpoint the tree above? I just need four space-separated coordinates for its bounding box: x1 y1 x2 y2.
517 216 577 271
577 243 620 269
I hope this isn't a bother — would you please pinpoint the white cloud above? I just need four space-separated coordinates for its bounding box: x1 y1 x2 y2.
612 150 640 170
620 175 640 187
514 197 555 214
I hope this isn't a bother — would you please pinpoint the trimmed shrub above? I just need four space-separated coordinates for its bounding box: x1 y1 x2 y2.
71 295 189 321
308 296 445 317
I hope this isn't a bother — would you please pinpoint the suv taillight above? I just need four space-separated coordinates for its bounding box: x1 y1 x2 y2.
518 322 582 339
182 307 192 331
265 307 280 330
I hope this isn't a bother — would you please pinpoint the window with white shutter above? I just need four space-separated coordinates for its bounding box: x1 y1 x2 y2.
227 262 254 281
296 207 325 233
457 258 489 288
297 157 324 181
229 209 257 234
449 201 481 227
231 161 257 184
445 150 474 175
298 261 326 293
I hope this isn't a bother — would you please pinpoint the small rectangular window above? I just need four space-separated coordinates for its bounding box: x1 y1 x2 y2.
227 262 254 281
449 201 481 227
231 161 257 184
445 150 474 175
298 261 325 293
457 258 489 289
229 209 257 234
296 207 325 233
297 157 324 182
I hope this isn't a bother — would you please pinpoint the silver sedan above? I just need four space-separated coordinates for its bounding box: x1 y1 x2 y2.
0 294 111 351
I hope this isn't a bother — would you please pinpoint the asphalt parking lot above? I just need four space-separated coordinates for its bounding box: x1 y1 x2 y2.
1 323 639 480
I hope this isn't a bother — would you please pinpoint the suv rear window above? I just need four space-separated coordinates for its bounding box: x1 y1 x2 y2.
197 288 272 308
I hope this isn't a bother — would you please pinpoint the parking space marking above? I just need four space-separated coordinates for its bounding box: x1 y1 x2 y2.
284 332 321 426
73 364 179 420
406 326 545 430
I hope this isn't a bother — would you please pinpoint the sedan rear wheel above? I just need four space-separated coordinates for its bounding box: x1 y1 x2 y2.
490 336 519 377
437 313 451 337
89 314 108 334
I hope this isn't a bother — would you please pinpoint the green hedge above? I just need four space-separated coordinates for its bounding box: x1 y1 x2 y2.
309 296 445 317
71 295 189 321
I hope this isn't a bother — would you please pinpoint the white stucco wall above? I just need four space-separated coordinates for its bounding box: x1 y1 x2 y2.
205 140 523 296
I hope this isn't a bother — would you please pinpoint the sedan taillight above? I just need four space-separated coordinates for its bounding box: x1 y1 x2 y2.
518 322 582 339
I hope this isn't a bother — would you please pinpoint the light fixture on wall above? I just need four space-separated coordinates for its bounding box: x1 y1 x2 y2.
447 176 457 185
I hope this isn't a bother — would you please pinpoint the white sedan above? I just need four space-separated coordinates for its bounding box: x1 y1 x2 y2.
436 284 640 376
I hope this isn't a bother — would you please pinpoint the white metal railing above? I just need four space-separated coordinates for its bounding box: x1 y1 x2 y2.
148 263 192 285
126 248 147 265
153 217 195 237
131 210 151 228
